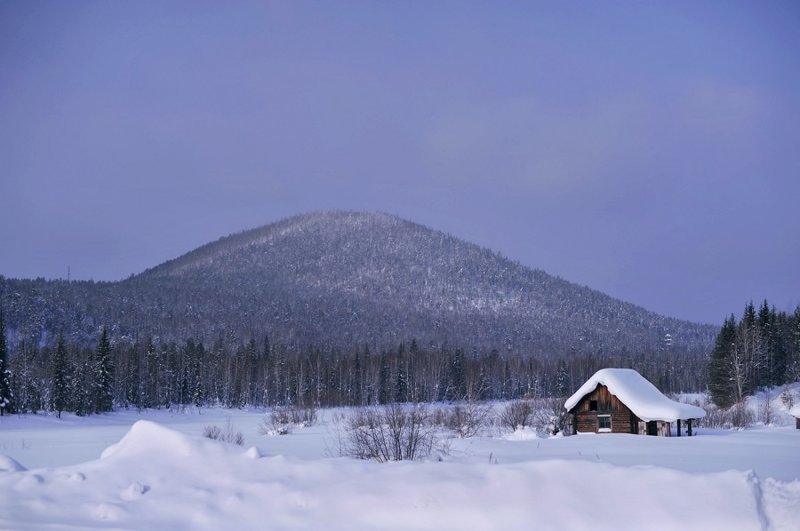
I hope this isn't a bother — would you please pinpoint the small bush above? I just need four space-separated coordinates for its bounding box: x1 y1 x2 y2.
499 400 534 431
698 401 752 429
259 404 318 436
780 389 794 410
203 418 244 446
288 404 318 426
531 397 571 436
433 401 491 438
337 404 438 462
202 424 222 440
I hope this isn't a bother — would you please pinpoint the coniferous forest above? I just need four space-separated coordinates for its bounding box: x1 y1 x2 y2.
1 297 797 417
708 301 800 409
5 325 706 417
0 214 796 417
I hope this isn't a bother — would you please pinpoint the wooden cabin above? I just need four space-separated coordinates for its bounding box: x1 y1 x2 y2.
565 368 705 437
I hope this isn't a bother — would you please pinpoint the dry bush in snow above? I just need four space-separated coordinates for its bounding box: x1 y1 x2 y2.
531 397 571 436
499 400 534 431
259 404 318 436
203 419 244 446
433 401 492 438
337 404 438 462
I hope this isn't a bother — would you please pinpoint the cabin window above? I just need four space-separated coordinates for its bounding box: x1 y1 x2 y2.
589 400 598 411
598 415 612 432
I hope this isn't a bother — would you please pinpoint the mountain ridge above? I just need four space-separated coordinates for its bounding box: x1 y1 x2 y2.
1 211 716 356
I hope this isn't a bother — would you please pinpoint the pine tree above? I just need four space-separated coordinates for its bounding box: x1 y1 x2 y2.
449 349 466 401
51 332 69 418
144 338 159 408
555 359 570 397
708 315 737 409
378 352 391 404
262 334 272 405
352 346 363 405
95 327 114 413
0 308 12 415
790 307 800 382
395 357 408 403
757 300 774 388
71 357 91 416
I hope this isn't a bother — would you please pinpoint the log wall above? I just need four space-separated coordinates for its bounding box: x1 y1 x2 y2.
570 384 640 434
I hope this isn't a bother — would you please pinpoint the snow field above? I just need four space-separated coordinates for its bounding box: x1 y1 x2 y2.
0 406 799 530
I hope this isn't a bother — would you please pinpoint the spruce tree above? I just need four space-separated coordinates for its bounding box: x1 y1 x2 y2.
95 327 114 413
51 332 69 418
0 308 11 415
378 352 391 404
708 315 737 409
395 357 408 403
449 349 466 401
555 359 570 397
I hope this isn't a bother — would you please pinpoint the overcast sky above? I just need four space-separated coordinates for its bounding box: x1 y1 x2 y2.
1 1 798 325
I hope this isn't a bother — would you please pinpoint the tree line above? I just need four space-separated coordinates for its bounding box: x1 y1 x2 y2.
4 299 798 418
0 307 707 416
708 301 800 410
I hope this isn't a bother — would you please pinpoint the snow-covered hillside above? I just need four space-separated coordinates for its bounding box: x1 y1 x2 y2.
1 211 715 356
1 406 798 530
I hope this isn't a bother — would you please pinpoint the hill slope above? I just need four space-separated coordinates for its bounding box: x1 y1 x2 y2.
1 211 715 356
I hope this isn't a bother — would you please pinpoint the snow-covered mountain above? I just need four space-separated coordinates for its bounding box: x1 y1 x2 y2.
1 211 715 356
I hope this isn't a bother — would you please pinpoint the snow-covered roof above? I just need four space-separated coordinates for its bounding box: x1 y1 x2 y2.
789 405 800 418
564 368 706 422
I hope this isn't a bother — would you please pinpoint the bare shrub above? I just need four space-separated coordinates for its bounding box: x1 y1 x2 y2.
203 418 245 446
531 397 571 436
338 404 437 462
434 401 491 438
499 400 534 431
731 401 753 428
202 424 222 440
698 401 752 429
259 404 318 436
780 389 794 410
760 390 773 425
288 404 318 426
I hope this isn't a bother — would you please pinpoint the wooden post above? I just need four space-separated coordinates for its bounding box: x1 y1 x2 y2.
677 419 681 437
687 418 693 436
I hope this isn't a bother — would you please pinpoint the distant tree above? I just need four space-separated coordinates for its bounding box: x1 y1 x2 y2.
555 359 571 398
51 332 69 418
705 300 800 418
71 356 92 416
790 307 800 382
94 327 114 413
395 357 408 403
708 315 737 409
0 308 12 415
449 349 466 401
378 352 392 404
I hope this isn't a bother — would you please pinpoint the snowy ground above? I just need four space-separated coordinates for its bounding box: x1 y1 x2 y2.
1 405 799 530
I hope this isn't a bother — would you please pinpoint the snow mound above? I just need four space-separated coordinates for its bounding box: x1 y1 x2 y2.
121 481 150 500
761 478 800 530
242 446 263 459
565 368 706 422
503 427 540 441
0 454 26 472
100 420 214 460
788 405 800 418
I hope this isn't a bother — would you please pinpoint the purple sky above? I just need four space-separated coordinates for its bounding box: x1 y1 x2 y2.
2 1 799 325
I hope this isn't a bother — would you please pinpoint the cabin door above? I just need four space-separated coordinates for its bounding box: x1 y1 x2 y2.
646 421 658 436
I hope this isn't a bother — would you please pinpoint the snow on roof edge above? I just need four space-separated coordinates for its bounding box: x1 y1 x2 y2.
564 368 706 422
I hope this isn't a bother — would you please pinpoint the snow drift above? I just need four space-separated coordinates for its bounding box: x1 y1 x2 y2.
1 420 797 530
